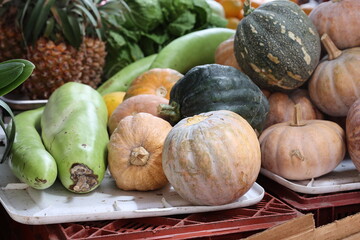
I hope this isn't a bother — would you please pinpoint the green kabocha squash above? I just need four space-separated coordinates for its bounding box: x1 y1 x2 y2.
158 64 269 133
234 0 321 91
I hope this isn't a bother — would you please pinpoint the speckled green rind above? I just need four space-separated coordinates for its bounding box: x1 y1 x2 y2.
234 0 321 91
165 64 269 133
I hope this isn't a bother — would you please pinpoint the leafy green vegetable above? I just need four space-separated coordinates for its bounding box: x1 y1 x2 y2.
101 0 227 79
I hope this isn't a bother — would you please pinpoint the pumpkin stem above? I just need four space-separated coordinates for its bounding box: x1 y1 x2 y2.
290 104 306 127
130 146 150 166
158 102 181 124
156 86 168 98
321 33 342 60
244 0 254 17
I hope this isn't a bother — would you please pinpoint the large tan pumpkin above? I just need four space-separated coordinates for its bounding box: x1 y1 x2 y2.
308 34 360 117
346 99 360 171
162 110 261 206
108 113 172 191
309 0 360 50
259 105 346 181
264 89 323 129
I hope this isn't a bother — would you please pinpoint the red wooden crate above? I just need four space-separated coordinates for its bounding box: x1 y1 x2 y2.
257 174 360 227
12 193 301 240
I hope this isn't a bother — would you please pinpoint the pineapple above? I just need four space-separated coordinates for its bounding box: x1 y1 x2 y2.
0 5 24 62
0 0 108 100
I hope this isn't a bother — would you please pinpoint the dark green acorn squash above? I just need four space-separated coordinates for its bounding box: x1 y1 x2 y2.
158 64 269 132
234 0 321 91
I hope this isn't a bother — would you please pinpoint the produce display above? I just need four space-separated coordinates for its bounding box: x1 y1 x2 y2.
3 0 360 215
346 99 360 171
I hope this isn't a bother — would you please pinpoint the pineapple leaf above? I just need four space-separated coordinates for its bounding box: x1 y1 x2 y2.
0 99 15 164
31 0 56 44
44 17 55 38
52 7 80 48
81 0 101 26
23 0 45 43
68 15 83 47
73 3 98 29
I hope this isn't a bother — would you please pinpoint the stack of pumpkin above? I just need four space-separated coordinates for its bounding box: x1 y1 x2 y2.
104 0 360 207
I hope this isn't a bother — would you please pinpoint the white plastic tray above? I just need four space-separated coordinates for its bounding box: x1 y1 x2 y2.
0 161 264 225
260 158 360 194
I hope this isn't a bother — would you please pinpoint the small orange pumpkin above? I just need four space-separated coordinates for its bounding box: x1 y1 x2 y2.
264 89 323 129
308 34 360 117
108 113 172 191
215 37 242 71
108 94 169 134
260 105 345 181
124 68 183 100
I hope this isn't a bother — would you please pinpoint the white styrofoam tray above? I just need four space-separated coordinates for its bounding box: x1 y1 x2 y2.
0 161 265 225
260 158 360 194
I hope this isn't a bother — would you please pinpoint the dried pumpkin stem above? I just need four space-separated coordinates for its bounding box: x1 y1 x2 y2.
290 104 305 127
130 146 150 166
244 0 255 17
155 86 167 98
321 33 342 60
158 102 181 123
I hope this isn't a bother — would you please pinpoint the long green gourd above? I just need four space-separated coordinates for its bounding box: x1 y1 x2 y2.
41 82 109 193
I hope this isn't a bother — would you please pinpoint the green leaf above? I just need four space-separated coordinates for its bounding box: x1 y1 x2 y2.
53 7 80 47
0 59 35 96
0 100 15 163
0 63 24 89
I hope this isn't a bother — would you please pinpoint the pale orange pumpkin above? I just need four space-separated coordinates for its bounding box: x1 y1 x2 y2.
308 34 360 117
309 0 360 50
259 105 346 181
108 94 169 134
108 113 172 191
162 110 261 206
264 89 323 129
215 37 242 71
346 99 360 171
124 68 183 100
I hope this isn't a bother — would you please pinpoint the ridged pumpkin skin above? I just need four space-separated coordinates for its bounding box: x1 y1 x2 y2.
260 114 346 180
124 68 183 100
346 99 360 171
309 0 360 50
108 94 169 134
309 34 360 117
162 110 261 206
159 64 269 133
234 0 321 91
265 89 323 129
108 113 172 191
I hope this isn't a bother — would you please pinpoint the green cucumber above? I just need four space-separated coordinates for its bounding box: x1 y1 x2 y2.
41 82 109 193
150 28 235 74
97 54 157 95
8 107 57 190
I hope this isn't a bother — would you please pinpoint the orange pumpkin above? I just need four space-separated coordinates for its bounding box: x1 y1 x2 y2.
260 105 346 181
215 37 242 71
308 34 360 117
108 94 169 134
309 0 360 50
346 99 360 171
264 89 323 129
108 113 172 191
124 68 183 100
